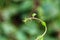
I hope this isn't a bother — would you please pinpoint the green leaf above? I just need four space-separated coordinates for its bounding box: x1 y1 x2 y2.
40 20 46 27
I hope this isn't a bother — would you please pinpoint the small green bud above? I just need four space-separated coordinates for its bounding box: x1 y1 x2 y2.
23 19 27 23
32 13 37 17
23 17 28 23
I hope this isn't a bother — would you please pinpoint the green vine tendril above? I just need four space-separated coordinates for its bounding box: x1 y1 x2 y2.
23 13 47 40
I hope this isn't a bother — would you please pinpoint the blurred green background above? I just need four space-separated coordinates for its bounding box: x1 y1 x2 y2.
0 0 60 40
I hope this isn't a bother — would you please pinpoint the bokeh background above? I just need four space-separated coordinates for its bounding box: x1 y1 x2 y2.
0 0 60 40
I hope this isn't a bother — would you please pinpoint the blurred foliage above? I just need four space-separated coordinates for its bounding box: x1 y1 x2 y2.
0 0 60 40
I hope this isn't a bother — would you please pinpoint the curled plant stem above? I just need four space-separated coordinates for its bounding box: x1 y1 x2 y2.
23 16 47 40
35 24 47 40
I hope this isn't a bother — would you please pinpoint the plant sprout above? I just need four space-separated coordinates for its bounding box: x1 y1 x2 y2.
23 13 47 40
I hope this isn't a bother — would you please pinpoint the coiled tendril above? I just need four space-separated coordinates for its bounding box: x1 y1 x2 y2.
23 13 47 40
